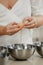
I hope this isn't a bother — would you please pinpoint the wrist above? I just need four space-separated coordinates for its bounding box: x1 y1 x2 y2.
0 26 7 35
3 26 7 35
32 16 39 28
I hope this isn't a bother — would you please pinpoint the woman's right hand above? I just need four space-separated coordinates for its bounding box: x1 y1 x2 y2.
5 22 22 35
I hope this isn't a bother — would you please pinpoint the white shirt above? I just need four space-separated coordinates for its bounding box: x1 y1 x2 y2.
31 0 43 16
31 0 43 41
0 0 33 46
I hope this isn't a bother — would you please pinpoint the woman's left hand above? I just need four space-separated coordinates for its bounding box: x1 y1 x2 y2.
23 17 38 29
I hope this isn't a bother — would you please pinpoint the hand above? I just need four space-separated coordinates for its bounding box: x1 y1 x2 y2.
5 22 22 35
23 17 38 29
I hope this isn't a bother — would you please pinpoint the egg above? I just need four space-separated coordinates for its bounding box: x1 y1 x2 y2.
18 23 24 29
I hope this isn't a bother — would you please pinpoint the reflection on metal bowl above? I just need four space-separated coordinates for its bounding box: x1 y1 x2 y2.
35 42 43 57
0 46 7 58
8 44 35 60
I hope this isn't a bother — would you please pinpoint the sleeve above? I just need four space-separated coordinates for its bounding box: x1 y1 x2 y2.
31 0 43 16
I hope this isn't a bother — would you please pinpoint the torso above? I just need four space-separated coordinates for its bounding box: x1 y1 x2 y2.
0 0 32 46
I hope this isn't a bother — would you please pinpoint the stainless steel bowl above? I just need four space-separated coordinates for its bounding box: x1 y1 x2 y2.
35 42 43 57
0 46 7 58
8 44 35 60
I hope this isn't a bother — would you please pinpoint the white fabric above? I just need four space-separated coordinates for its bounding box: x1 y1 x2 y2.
31 0 43 16
31 0 43 41
0 0 33 46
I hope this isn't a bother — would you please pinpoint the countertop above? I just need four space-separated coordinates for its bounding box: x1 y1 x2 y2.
0 51 43 65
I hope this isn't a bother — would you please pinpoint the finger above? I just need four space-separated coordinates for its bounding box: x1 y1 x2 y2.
7 24 20 30
24 20 34 26
7 22 18 26
10 22 18 25
23 17 32 23
23 17 33 26
10 25 20 29
7 28 22 35
24 24 36 29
